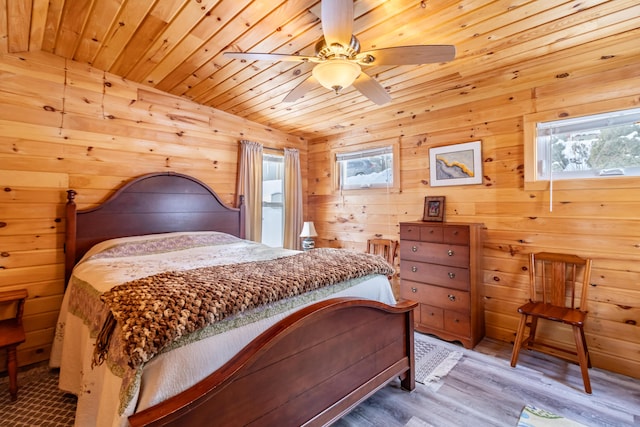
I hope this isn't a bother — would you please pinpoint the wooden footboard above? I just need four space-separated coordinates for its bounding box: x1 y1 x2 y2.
128 298 417 427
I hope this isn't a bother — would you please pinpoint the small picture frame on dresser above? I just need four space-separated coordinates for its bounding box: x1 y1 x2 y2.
423 196 445 222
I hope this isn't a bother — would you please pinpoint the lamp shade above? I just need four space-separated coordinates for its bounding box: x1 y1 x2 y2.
299 221 318 238
312 59 361 93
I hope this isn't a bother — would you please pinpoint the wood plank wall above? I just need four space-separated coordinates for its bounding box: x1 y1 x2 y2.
0 50 306 370
307 62 640 379
1 50 638 383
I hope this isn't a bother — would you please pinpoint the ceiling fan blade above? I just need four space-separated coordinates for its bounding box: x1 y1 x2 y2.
352 73 391 105
283 75 319 103
357 45 456 65
224 52 317 63
321 0 354 47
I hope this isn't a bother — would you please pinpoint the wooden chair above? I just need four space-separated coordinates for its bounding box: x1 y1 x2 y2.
366 239 398 277
0 289 28 401
510 252 593 393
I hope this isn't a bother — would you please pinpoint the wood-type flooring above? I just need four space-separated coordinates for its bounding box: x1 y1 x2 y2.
334 334 640 427
1 334 638 426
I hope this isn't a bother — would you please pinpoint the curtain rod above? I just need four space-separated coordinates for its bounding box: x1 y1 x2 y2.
264 146 284 153
240 140 284 153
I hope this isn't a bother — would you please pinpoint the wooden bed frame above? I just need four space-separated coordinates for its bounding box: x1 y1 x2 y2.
64 172 416 426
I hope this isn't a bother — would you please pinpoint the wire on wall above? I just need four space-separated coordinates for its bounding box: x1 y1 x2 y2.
59 58 68 134
548 130 553 212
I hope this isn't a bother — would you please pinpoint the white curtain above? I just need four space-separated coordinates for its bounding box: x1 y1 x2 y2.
283 148 303 250
237 140 263 242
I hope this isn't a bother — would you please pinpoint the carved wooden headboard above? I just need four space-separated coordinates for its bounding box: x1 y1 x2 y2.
64 172 245 283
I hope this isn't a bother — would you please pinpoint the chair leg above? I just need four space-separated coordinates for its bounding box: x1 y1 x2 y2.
572 325 592 394
579 327 592 368
510 314 528 367
526 317 539 349
7 345 18 401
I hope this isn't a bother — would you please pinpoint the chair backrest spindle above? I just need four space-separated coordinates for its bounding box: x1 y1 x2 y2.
366 239 398 266
529 252 591 312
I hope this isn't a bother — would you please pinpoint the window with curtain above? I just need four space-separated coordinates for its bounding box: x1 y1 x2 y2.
283 148 303 251
238 142 302 249
237 140 263 242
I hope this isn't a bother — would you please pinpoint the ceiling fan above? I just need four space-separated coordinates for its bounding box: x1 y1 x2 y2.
223 0 455 105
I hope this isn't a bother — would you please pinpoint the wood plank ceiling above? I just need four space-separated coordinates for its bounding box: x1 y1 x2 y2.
1 0 639 140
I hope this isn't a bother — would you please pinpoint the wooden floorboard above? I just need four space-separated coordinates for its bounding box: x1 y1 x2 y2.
333 334 640 427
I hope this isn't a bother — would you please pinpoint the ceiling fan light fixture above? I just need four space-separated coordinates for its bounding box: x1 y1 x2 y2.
312 59 361 94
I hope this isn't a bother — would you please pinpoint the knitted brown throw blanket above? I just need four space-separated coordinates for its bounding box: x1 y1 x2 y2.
93 248 394 369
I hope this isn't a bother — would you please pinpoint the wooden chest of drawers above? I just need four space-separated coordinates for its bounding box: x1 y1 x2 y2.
399 221 484 348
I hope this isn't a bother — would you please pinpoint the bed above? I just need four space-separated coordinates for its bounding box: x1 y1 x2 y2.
50 172 416 427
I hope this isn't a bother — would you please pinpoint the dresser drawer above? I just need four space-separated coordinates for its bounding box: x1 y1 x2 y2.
443 226 469 245
420 304 444 329
400 224 469 245
400 241 469 267
400 224 424 241
401 261 470 290
444 310 470 337
420 226 444 242
400 223 444 242
401 281 470 312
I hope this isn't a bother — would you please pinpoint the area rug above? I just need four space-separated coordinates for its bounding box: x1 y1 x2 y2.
517 405 587 427
414 333 463 384
0 365 76 426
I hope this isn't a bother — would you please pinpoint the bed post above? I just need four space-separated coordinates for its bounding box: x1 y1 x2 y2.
238 195 246 240
64 190 77 287
400 305 416 391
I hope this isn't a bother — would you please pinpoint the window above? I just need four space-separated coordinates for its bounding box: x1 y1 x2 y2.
533 107 640 181
335 144 399 191
262 154 283 247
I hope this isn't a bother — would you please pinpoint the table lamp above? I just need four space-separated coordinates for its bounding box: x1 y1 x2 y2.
300 221 318 251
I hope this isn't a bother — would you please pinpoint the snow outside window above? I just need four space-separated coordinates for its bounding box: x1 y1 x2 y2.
535 108 640 181
336 146 394 190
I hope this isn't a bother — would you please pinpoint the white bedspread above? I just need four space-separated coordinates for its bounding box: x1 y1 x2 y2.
49 232 396 427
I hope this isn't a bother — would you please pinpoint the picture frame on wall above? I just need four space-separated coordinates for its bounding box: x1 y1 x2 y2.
429 140 483 187
423 196 445 222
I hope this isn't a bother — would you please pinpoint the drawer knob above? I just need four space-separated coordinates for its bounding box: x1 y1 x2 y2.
448 294 456 302
447 249 454 256
411 287 418 293
411 266 418 273
411 246 418 252
448 272 456 279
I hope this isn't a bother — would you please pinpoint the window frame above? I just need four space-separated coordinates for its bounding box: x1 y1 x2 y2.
261 152 284 247
332 140 400 193
524 101 640 191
